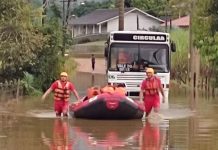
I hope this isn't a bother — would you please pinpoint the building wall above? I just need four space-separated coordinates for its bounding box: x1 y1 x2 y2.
72 10 162 37
137 12 161 30
124 12 138 30
107 19 118 32
106 11 161 32
72 25 79 37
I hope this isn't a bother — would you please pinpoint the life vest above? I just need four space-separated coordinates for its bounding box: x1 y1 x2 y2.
114 87 126 96
101 85 115 94
87 86 101 99
143 77 159 96
54 80 71 101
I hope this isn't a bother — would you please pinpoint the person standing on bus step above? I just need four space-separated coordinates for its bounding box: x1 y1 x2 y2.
139 68 165 118
41 72 80 117
91 54 95 72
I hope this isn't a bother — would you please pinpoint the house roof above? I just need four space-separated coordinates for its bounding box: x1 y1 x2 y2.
69 7 164 25
161 15 190 28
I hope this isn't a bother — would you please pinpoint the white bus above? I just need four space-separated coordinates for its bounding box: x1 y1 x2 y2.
104 31 176 102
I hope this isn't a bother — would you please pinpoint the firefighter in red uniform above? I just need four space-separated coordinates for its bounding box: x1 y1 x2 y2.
42 72 80 117
139 68 165 117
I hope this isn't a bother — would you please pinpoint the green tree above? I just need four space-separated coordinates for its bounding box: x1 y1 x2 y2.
193 0 218 87
168 0 192 18
72 0 114 17
132 0 168 16
124 0 133 7
30 1 68 91
31 20 64 92
170 29 189 84
0 0 45 80
0 0 69 94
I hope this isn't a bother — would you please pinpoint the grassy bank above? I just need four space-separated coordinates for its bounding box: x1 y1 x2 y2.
68 40 105 58
64 57 77 76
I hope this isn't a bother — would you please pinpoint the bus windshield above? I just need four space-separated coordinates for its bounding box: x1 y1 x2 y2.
109 43 169 73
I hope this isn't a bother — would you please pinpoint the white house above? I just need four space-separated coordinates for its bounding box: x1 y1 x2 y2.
68 7 164 37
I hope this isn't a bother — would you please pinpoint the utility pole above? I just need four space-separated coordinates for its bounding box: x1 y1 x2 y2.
60 0 74 56
61 0 66 56
189 1 197 88
188 3 193 86
164 8 168 32
42 0 48 25
118 0 124 31
165 1 172 33
189 0 199 89
66 0 74 25
62 0 66 27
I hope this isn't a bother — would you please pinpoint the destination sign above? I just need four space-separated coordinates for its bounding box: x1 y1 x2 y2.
113 33 167 42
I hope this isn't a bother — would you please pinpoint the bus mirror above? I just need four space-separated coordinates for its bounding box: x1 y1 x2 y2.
171 42 176 52
104 42 109 57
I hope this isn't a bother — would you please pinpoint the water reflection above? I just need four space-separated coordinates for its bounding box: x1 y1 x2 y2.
70 119 169 150
139 121 168 150
41 119 73 150
1 72 218 150
91 74 95 86
71 119 143 150
190 89 198 111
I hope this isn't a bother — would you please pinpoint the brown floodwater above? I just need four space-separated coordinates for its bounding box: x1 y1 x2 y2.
0 72 218 150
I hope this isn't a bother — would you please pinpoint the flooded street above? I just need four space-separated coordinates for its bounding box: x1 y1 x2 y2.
0 72 218 150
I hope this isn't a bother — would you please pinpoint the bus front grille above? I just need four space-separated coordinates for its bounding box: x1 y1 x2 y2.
125 82 141 88
116 74 145 80
115 74 145 89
